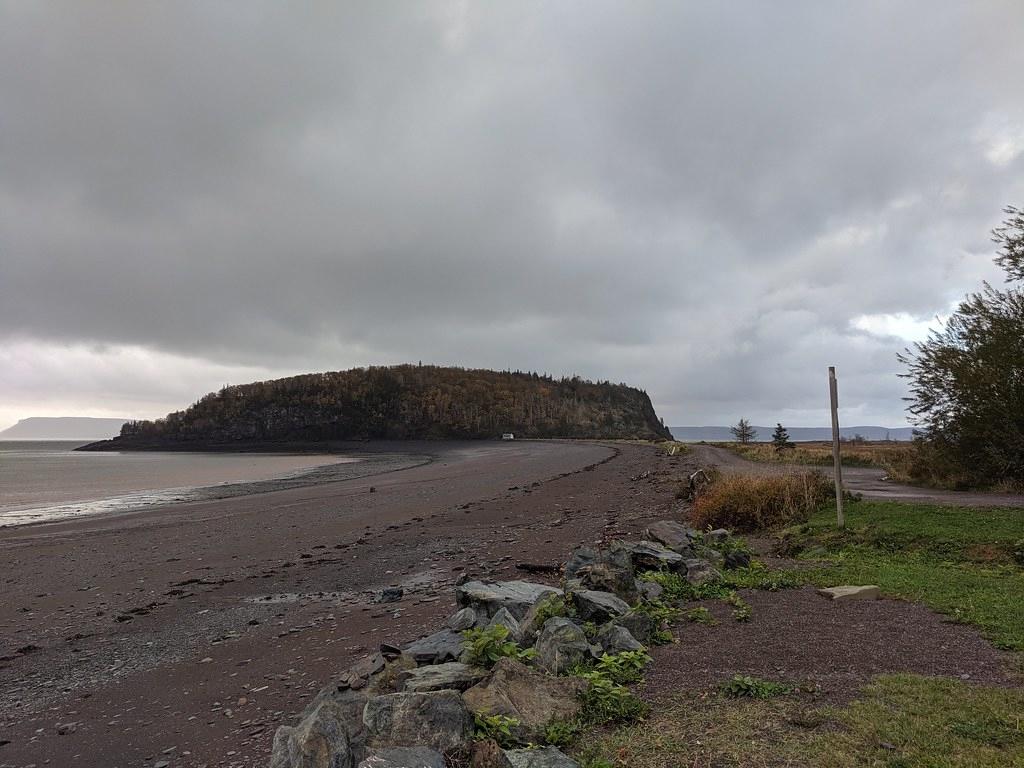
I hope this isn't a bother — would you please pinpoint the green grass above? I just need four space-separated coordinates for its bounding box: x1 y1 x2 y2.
574 674 1024 768
779 501 1024 650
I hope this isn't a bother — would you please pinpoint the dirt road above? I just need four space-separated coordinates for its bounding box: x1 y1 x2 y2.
691 444 1024 507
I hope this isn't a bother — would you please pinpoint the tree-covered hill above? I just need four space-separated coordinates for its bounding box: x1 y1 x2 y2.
81 365 671 449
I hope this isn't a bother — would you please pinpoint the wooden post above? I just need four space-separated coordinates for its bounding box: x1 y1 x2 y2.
829 366 845 528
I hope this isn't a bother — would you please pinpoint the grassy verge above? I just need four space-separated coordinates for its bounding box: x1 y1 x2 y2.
574 674 1024 767
778 501 1024 650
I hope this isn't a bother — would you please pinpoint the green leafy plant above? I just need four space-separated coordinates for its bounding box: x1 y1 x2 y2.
721 675 792 699
685 606 718 625
639 570 734 601
531 593 575 627
651 628 674 645
581 621 599 639
631 598 681 624
592 650 651 684
721 562 802 591
473 712 521 746
725 593 751 622
462 625 536 668
543 717 583 747
577 670 649 723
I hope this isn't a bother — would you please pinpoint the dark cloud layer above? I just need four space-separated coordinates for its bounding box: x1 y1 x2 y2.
2 2 1023 429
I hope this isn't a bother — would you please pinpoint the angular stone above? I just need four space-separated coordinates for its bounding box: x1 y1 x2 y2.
637 580 664 602
363 690 473 755
470 739 513 768
614 609 658 644
504 746 580 768
683 559 721 586
270 699 356 768
373 587 403 604
398 662 488 693
402 629 465 665
534 617 594 674
487 607 524 644
565 546 637 602
446 607 478 631
462 658 587 741
706 528 730 542
616 540 685 572
818 585 881 601
357 747 446 768
570 589 630 623
339 653 387 690
644 520 698 553
456 580 562 621
594 623 644 654
724 551 752 570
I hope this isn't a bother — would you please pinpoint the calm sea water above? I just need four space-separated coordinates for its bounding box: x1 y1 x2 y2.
0 441 359 527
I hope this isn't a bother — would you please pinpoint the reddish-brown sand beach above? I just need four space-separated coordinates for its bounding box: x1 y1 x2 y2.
0 441 683 767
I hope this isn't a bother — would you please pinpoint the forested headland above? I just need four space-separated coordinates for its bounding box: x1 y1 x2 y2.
80 365 671 450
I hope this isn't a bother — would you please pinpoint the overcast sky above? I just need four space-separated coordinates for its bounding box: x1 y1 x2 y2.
2 2 1023 431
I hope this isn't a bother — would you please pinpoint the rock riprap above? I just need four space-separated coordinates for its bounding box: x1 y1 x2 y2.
268 521 727 768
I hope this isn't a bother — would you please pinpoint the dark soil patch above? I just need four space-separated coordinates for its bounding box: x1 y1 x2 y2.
644 587 1020 704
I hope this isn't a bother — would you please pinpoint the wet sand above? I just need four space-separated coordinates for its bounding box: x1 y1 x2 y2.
0 440 690 768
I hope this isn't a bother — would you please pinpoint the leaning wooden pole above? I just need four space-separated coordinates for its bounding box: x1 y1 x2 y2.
828 366 845 528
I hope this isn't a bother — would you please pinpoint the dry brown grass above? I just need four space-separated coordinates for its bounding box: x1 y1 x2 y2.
721 440 916 476
690 471 833 532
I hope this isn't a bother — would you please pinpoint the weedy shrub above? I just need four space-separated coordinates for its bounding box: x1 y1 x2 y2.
639 570 733 601
531 593 575 626
721 563 802 591
721 675 792 699
691 471 833 532
593 650 652 684
543 717 583 747
577 670 649 723
685 606 718 625
462 625 536 668
473 712 521 746
726 593 752 622
631 598 681 625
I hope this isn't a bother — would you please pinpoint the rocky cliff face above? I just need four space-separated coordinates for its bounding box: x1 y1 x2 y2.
81 365 671 449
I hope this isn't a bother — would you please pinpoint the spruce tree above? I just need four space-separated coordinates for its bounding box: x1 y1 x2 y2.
771 423 792 453
730 418 757 444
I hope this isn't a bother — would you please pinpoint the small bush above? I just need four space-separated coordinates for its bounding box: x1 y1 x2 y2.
532 593 575 626
543 717 583 747
577 670 649 723
691 471 833 532
639 570 734 601
721 675 792 699
593 650 652 684
473 713 521 746
462 625 536 667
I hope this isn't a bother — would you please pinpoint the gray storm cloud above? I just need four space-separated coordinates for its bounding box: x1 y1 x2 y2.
1 1 1023 429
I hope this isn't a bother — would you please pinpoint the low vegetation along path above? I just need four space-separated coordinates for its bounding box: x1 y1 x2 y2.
692 444 1024 507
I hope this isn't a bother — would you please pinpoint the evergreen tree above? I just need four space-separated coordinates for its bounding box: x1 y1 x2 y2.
771 423 792 453
730 418 757 444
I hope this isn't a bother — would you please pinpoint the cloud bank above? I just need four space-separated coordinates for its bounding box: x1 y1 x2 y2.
2 1 1023 430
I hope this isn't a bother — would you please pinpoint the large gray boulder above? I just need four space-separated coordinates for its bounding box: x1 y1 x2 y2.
533 617 595 674
402 629 465 665
446 607 479 631
594 623 644 654
614 608 658 645
683 559 722 586
462 658 587 742
487 607 524 644
644 520 698 554
570 589 630 623
456 580 562 621
564 546 637 602
504 747 580 768
357 747 446 768
398 662 488 693
270 699 356 768
616 540 685 572
363 691 473 755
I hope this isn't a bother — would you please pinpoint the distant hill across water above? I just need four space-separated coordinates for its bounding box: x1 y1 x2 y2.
80 365 671 450
0 417 129 441
669 425 915 442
